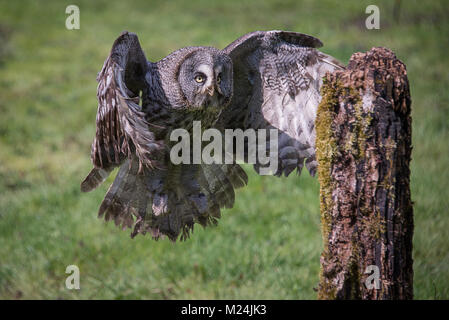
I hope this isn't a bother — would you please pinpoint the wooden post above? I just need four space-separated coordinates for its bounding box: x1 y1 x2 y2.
316 47 413 299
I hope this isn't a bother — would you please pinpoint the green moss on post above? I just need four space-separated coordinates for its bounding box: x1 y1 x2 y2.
315 78 341 300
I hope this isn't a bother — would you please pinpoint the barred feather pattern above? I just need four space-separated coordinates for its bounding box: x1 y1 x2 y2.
97 156 247 241
92 58 164 171
220 30 345 177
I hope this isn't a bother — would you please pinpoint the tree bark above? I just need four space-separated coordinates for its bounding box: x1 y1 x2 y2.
316 47 413 299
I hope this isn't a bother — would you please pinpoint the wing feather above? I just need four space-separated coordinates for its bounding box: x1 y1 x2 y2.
219 30 345 177
82 31 164 193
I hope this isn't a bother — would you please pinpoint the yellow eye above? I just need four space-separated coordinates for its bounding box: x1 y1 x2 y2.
217 75 222 84
195 75 204 83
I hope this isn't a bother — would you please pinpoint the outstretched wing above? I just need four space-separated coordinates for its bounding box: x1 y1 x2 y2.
81 31 164 192
218 30 345 177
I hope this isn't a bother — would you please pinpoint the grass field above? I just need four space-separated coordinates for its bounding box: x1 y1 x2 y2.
0 0 448 299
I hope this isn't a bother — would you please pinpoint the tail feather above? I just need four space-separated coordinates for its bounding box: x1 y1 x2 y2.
202 164 235 209
80 167 113 192
87 159 248 241
99 159 138 229
223 164 248 189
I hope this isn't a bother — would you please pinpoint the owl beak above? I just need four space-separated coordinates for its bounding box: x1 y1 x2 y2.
206 86 215 96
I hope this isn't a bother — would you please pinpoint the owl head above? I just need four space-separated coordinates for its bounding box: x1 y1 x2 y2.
177 48 233 109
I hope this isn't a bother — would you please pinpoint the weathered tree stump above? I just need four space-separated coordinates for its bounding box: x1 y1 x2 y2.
316 47 413 299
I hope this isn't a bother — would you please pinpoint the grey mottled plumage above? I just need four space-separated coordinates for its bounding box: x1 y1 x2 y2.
81 30 344 241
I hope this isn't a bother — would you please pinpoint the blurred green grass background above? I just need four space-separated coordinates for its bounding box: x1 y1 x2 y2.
0 0 448 299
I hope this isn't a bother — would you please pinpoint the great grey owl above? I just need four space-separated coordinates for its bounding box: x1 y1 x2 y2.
80 30 344 241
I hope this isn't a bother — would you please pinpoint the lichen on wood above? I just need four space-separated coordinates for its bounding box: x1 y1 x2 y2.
316 47 413 300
